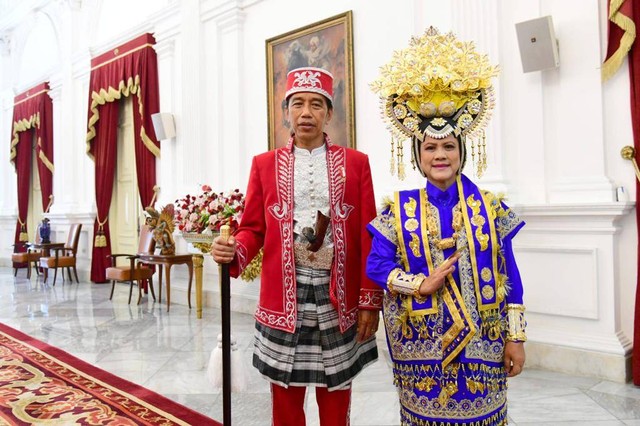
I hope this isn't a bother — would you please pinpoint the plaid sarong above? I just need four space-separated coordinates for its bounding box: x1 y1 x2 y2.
253 265 378 390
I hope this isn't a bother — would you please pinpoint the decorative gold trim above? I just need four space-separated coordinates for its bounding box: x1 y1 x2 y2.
387 268 426 298
10 113 40 166
90 43 154 71
506 304 527 342
602 0 637 81
458 177 482 300
406 188 439 316
393 191 409 271
13 88 49 106
479 189 500 310
441 276 476 368
86 75 160 160
37 138 54 173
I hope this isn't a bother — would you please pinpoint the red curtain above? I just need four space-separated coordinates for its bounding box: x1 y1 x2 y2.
604 0 640 385
9 83 54 267
86 33 160 282
627 0 640 387
89 101 118 283
12 132 32 262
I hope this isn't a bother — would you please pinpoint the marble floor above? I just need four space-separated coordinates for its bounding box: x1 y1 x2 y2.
2 267 640 425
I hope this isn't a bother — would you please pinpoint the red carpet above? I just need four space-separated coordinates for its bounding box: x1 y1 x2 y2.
0 323 221 425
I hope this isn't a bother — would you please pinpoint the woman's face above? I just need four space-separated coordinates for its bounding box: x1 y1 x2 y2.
419 134 461 190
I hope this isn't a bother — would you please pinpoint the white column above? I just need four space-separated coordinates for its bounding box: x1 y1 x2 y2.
199 0 255 302
46 0 94 216
496 1 548 203
0 32 15 217
541 0 615 203
450 0 507 193
153 4 181 207
208 1 245 189
176 0 204 189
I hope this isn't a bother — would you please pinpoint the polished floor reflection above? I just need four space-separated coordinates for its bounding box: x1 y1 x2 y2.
2 267 640 425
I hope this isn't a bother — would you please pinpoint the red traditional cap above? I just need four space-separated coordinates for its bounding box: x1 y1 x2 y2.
285 67 333 103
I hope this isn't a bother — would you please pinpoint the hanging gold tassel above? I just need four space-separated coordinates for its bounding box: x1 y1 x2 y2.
18 218 28 241
397 138 406 180
477 131 487 177
94 216 109 248
470 137 477 175
389 136 396 176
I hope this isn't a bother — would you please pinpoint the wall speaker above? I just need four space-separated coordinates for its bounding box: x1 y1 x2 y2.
515 16 560 73
151 112 176 140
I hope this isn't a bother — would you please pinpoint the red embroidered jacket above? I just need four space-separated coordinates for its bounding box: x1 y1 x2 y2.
230 136 383 333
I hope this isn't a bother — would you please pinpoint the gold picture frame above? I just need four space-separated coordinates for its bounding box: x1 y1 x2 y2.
266 11 355 150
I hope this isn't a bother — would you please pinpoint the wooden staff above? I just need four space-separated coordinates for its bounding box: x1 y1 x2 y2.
219 224 232 425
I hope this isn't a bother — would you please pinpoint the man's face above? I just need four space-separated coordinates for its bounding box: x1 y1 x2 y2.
285 92 332 145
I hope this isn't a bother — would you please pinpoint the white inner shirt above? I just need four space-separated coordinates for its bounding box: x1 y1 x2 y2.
292 144 332 247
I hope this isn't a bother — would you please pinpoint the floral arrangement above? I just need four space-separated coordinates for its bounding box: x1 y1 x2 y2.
174 184 261 282
174 185 245 234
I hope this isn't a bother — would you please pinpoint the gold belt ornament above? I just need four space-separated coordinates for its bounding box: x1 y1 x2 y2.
294 241 333 270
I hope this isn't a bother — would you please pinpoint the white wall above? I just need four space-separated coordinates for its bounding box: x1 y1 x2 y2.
0 0 636 381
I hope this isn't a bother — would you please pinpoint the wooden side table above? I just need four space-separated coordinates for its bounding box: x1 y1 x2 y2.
27 242 65 257
138 253 194 312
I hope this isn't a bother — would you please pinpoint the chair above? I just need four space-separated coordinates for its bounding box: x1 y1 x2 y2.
39 224 82 285
11 233 43 279
106 225 157 304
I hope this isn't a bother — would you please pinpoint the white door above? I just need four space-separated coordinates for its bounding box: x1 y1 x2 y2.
109 97 141 259
27 134 43 241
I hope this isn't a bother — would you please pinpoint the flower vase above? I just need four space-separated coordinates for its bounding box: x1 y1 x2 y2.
181 232 217 254
39 218 51 244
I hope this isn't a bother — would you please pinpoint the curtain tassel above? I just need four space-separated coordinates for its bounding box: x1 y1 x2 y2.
94 216 108 248
18 219 28 242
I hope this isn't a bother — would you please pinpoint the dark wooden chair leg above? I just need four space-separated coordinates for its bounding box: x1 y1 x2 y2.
43 268 48 283
13 268 17 277
26 263 31 279
148 277 156 301
52 266 58 286
73 266 79 283
109 280 116 300
128 279 134 304
136 280 143 305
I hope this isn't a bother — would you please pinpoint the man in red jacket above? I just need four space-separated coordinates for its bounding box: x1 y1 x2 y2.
212 67 382 425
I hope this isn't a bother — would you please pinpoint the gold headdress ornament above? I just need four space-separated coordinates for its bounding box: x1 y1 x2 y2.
370 27 500 179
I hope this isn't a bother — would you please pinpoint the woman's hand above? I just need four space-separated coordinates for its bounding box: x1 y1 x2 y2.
418 252 460 296
504 341 525 377
211 236 237 264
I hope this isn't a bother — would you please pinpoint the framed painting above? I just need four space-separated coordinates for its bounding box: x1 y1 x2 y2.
266 11 355 150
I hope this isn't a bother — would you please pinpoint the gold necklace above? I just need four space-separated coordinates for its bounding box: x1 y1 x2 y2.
424 193 462 250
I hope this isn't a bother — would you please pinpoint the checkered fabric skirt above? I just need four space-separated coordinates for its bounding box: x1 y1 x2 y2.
253 265 378 390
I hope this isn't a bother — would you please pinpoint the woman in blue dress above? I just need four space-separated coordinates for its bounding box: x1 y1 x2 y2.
367 28 526 426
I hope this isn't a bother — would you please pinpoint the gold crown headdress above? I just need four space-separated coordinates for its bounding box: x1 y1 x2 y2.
370 27 499 179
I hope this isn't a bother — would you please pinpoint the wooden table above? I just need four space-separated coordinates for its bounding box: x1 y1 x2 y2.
138 254 194 312
27 242 65 257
